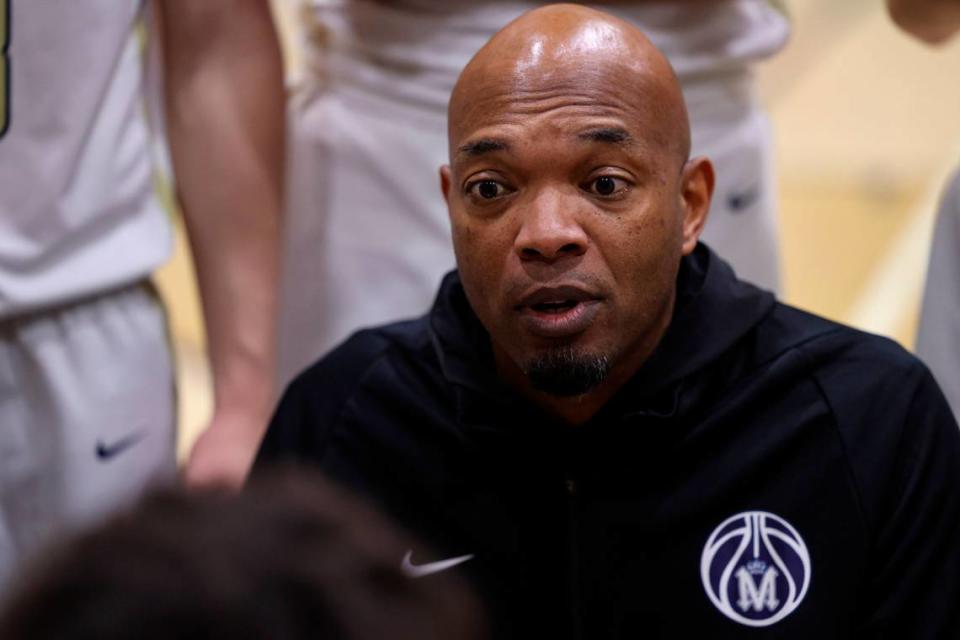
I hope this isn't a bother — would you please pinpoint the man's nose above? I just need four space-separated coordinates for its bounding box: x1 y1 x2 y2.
514 188 588 263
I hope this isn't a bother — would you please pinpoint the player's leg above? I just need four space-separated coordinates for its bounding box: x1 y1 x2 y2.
0 329 51 594
46 284 176 525
277 90 454 387
0 283 176 589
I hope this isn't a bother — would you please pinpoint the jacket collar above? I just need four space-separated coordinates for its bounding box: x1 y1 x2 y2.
428 244 777 427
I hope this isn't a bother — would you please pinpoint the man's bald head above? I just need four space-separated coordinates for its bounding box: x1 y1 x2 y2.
440 4 714 422
448 3 691 167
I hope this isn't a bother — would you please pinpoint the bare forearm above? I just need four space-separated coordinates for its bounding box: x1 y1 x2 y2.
888 0 960 44
160 0 285 419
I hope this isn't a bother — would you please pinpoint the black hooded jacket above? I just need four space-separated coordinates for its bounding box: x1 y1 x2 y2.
258 245 960 639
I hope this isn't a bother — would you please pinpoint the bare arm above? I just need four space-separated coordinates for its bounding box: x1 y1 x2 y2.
157 0 286 487
887 0 960 44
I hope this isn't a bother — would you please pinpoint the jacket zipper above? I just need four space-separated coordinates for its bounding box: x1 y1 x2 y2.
566 476 584 640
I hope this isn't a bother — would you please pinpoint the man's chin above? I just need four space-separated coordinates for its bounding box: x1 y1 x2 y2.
522 346 611 397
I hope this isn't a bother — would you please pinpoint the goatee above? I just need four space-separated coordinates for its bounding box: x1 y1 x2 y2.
523 347 610 397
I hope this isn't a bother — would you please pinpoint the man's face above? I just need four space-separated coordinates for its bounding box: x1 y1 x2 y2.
442 55 704 397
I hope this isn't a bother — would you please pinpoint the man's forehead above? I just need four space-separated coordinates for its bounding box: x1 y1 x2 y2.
447 6 690 166
453 57 648 118
449 88 665 166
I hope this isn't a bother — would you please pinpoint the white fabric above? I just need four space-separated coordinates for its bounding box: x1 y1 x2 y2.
302 0 789 110
279 0 789 385
0 0 171 319
0 1 177 591
0 284 175 593
916 168 960 423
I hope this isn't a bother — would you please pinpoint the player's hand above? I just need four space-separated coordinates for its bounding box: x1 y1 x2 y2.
182 407 269 490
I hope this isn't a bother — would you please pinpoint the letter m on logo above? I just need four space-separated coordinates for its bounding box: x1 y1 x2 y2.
735 567 780 612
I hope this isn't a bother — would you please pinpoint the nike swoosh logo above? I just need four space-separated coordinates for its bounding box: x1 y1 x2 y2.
95 431 145 461
727 185 760 212
401 550 474 578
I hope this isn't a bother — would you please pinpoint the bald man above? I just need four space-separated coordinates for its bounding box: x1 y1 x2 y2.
277 0 787 387
258 6 960 638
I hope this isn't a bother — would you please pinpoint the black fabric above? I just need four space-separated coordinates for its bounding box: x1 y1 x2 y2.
257 244 960 639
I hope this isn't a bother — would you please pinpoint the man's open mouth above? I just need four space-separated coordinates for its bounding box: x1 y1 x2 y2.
515 286 602 338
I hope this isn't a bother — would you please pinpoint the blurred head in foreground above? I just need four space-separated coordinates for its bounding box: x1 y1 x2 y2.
0 469 486 640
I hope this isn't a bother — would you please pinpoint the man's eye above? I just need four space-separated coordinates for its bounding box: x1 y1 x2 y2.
587 175 629 197
467 180 509 200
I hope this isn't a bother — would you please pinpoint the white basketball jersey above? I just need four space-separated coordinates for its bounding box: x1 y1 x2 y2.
302 0 789 111
0 0 171 319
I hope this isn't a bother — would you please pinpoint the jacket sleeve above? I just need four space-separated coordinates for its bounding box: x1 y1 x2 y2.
255 373 315 467
254 329 394 471
856 365 960 638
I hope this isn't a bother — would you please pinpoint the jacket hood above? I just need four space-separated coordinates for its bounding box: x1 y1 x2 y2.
429 243 776 418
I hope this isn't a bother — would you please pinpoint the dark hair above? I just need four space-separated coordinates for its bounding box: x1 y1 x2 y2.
0 468 486 640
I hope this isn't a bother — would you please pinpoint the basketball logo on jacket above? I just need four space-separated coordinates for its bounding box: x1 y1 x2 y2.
700 510 811 627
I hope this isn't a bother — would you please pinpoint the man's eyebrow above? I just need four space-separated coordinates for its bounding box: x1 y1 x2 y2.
577 127 635 146
456 138 510 159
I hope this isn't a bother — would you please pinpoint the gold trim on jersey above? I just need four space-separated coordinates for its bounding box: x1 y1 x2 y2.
1 0 10 138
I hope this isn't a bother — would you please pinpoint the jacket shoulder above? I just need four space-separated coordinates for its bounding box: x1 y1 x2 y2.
257 319 430 464
760 303 929 431
767 305 959 536
782 306 918 376
296 319 426 394
759 303 918 376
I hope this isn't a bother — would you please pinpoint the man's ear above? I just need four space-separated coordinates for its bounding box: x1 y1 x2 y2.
440 165 453 205
679 156 714 255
